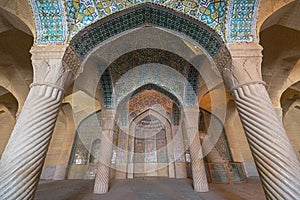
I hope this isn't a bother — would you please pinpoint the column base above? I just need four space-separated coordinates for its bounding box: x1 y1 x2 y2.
127 163 134 179
115 170 127 179
194 182 209 192
175 162 187 178
93 183 109 194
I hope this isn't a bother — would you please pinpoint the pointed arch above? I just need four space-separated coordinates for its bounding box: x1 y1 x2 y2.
67 3 228 65
115 82 182 127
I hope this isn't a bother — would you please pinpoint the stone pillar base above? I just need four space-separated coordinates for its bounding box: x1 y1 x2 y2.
168 163 175 178
115 170 127 179
94 183 109 194
194 182 209 192
127 163 134 179
175 162 187 178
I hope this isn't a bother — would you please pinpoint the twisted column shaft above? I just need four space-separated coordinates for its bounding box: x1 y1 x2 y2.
232 82 300 199
0 45 78 200
184 108 209 192
94 110 115 194
0 84 64 200
187 127 209 192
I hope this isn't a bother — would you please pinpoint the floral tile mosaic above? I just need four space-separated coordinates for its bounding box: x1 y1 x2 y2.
30 0 68 44
70 4 224 60
65 0 227 39
30 1 260 44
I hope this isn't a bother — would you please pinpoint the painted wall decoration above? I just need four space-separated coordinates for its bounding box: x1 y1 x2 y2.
134 116 168 163
116 83 181 127
131 84 181 109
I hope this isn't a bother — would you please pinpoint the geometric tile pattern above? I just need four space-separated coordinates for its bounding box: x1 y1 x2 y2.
99 48 199 109
113 64 197 107
185 66 200 106
172 103 180 125
70 4 224 60
116 83 181 127
226 0 260 42
100 69 114 109
108 48 199 91
131 84 181 108
129 89 174 117
65 1 228 39
29 1 261 44
30 0 67 44
69 135 89 165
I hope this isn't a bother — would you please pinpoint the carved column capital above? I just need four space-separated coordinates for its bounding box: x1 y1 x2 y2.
223 42 264 89
30 45 81 89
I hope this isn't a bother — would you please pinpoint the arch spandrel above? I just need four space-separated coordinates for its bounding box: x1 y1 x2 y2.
29 1 265 45
226 0 261 42
65 1 228 40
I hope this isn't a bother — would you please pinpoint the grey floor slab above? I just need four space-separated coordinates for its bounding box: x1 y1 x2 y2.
35 177 266 200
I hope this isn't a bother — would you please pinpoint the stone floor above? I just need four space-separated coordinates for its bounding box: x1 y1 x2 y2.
35 177 266 200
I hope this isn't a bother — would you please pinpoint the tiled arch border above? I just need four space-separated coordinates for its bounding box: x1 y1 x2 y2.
64 1 232 108
65 3 231 73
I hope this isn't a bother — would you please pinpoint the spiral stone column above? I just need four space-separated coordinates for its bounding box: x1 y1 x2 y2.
0 45 78 200
94 109 115 194
184 107 209 192
224 43 300 199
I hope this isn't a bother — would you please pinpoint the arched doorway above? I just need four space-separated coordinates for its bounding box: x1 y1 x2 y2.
64 3 229 193
130 109 174 178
